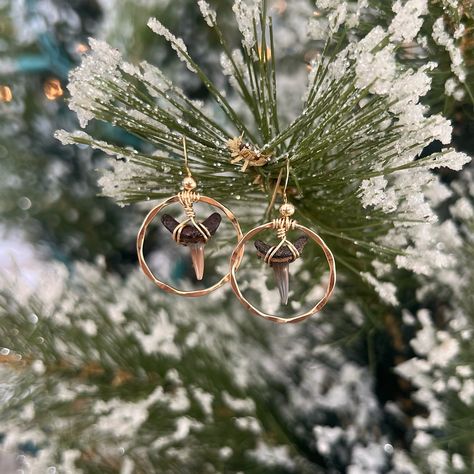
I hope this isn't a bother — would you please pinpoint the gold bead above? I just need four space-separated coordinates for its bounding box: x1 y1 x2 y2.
182 176 197 191
279 202 295 217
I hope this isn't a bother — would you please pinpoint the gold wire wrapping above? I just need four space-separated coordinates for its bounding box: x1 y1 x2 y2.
229 221 336 323
263 217 300 264
228 154 336 323
172 190 211 244
137 194 244 297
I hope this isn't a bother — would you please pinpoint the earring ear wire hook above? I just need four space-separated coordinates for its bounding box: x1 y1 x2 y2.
182 136 193 178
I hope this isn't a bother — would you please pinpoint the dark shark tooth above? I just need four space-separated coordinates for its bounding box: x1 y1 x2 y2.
189 243 205 281
272 262 290 305
254 235 308 264
161 212 221 281
161 212 222 244
254 235 308 305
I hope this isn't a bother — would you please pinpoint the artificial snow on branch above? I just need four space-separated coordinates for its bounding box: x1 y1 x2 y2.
56 0 471 303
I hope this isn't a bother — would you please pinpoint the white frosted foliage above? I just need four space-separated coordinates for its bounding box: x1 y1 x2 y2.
68 38 123 128
355 46 396 95
327 2 348 32
359 176 396 213
4 0 474 470
432 17 466 83
445 77 457 96
249 441 294 469
97 160 158 205
450 197 474 220
55 130 135 162
389 0 427 42
394 220 461 276
232 0 260 52
198 0 217 27
222 391 256 413
307 16 329 41
147 18 197 72
140 61 171 94
389 65 434 107
314 426 343 454
192 387 214 417
459 380 474 405
152 416 203 450
132 310 181 358
422 150 471 171
361 272 398 306
234 416 262 434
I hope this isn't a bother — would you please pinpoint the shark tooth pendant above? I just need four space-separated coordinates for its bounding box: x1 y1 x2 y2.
254 236 308 304
161 212 222 280
136 136 243 298
229 199 336 324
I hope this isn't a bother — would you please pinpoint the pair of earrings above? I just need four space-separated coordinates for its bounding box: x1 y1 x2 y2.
137 138 336 324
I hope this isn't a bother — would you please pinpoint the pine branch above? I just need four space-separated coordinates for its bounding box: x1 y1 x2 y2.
0 262 321 473
55 0 472 302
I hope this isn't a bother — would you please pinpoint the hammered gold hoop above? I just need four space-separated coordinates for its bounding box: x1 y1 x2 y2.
229 222 336 323
137 194 244 297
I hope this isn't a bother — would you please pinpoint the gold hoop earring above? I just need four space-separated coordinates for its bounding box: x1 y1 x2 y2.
229 161 336 323
137 137 244 297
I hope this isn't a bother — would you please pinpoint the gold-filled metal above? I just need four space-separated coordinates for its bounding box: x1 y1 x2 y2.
229 222 336 323
137 194 244 297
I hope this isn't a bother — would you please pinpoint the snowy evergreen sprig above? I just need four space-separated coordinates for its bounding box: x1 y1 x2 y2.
1 247 464 474
389 172 474 473
1 258 324 473
311 0 474 111
56 0 471 303
395 230 474 473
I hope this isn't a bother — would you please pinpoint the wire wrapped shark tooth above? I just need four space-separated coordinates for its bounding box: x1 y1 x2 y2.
161 212 221 280
254 236 308 263
254 236 308 305
161 213 221 244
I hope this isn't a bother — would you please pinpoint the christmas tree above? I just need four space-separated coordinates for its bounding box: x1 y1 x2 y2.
1 0 473 472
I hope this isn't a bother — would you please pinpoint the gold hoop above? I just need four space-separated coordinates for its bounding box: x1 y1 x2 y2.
137 195 244 297
229 222 336 323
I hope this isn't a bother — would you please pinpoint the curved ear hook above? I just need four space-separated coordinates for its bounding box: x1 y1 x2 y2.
282 156 290 205
182 136 192 178
264 156 292 220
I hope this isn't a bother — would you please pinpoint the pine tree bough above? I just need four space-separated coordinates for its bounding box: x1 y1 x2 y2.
55 0 472 304
0 258 315 473
2 0 474 472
